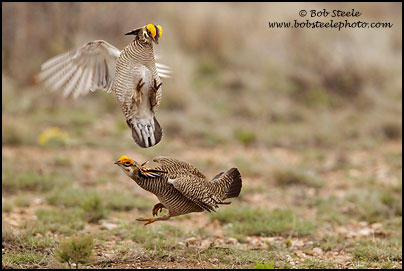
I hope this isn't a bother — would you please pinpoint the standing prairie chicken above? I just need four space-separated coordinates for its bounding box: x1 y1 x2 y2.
114 155 243 225
39 24 172 148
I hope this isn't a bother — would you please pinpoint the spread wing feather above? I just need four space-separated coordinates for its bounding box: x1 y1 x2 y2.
39 40 172 98
153 156 225 212
153 156 206 179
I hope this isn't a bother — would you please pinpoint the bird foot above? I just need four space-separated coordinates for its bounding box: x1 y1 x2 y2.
136 217 157 226
152 203 165 217
152 79 162 91
135 78 145 105
136 78 145 91
150 79 162 107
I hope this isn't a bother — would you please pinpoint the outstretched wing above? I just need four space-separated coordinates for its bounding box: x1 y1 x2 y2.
166 174 223 213
153 156 206 179
38 41 173 99
38 40 120 98
155 62 173 79
153 156 224 212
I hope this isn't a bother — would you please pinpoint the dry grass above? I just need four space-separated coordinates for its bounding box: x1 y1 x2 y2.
2 2 402 269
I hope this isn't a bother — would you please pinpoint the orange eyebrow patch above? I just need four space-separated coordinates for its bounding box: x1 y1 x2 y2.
146 24 157 38
156 25 163 38
119 155 134 165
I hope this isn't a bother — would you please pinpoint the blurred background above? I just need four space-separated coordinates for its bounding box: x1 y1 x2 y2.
2 2 402 269
2 2 402 149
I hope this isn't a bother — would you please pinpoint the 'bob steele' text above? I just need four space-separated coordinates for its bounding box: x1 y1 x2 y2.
310 9 362 18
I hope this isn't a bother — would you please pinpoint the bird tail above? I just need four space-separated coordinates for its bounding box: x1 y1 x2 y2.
224 168 243 198
210 168 243 200
127 116 162 148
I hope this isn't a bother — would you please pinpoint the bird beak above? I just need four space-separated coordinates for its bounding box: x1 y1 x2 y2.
125 27 142 36
114 160 120 165
152 36 159 44
125 30 136 35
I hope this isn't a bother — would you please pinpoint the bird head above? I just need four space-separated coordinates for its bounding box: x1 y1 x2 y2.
114 155 167 178
114 155 138 176
125 24 162 44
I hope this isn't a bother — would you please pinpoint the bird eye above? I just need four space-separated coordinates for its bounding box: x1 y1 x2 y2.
124 162 131 166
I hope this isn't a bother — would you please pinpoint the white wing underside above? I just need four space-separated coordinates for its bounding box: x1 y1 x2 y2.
38 40 172 98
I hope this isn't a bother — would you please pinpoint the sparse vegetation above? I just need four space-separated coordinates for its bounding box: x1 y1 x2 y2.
55 234 95 269
273 168 324 188
211 207 315 240
254 260 275 269
2 168 71 193
33 208 86 234
2 2 401 269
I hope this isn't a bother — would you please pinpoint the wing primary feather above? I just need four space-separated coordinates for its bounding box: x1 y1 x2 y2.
41 51 72 70
43 59 74 88
63 68 81 97
39 56 72 82
51 62 76 91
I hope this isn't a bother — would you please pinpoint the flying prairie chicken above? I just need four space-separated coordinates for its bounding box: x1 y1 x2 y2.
114 155 243 225
39 24 172 148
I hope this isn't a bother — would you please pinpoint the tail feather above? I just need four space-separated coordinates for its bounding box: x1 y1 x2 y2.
210 168 242 200
224 168 242 199
127 117 162 148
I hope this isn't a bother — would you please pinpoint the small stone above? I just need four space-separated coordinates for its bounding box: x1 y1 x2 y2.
200 239 212 250
100 222 118 231
359 221 368 227
292 239 304 248
295 250 306 258
225 237 238 244
359 228 372 236
313 247 324 256
185 237 198 247
371 223 383 230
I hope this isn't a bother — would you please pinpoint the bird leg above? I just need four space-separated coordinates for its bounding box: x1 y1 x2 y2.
136 214 170 226
152 202 166 217
134 78 145 106
150 79 162 107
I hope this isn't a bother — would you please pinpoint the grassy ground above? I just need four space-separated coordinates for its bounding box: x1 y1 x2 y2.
2 85 402 268
2 2 402 269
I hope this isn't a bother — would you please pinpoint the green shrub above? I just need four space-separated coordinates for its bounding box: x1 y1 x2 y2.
211 207 315 239
55 234 95 269
254 260 275 269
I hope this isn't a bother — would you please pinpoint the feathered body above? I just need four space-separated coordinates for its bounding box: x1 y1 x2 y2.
38 24 171 148
115 156 243 225
114 40 163 148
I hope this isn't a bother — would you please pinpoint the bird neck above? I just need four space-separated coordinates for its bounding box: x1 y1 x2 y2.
129 169 158 193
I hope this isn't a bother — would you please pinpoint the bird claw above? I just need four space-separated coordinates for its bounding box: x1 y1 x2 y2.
136 217 155 226
152 203 165 217
136 78 145 91
152 79 162 91
149 79 162 108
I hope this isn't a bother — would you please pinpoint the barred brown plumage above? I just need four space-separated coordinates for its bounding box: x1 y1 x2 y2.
38 24 172 148
114 155 243 226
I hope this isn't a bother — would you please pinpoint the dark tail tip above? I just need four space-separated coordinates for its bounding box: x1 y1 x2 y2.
152 116 163 145
127 117 163 148
225 168 242 198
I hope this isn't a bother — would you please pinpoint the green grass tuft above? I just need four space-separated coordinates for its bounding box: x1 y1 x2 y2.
254 260 275 269
33 208 86 234
2 200 13 213
234 128 256 145
299 258 334 269
352 239 402 263
2 169 71 193
55 234 95 269
273 168 323 188
211 207 315 239
2 251 46 266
